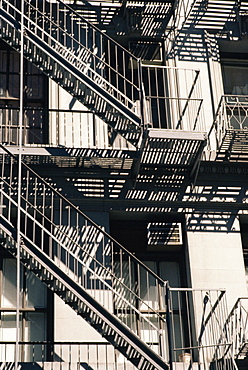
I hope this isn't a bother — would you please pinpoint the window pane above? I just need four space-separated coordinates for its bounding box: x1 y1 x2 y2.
0 313 22 362
0 313 22 341
222 65 248 95
25 313 46 341
159 261 181 287
2 259 23 308
24 313 47 362
140 261 159 310
26 271 47 308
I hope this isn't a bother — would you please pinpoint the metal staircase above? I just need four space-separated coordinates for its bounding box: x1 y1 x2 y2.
0 0 143 148
0 0 207 173
0 144 169 370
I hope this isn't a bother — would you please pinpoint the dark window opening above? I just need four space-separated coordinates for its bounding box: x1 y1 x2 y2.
0 41 49 145
222 63 248 95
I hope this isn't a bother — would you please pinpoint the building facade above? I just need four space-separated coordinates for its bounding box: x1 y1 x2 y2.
0 0 248 369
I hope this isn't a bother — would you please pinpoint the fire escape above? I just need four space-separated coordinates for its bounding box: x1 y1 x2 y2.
0 0 218 369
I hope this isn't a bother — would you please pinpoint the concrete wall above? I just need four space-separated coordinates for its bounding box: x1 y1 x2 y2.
186 214 247 310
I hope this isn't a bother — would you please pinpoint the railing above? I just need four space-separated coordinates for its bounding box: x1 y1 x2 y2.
0 68 205 149
224 298 248 360
0 107 111 148
0 288 238 369
0 341 136 368
167 287 235 369
1 0 142 119
208 95 248 150
142 65 205 131
0 145 168 359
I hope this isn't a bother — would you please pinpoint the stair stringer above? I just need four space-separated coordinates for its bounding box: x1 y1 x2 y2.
0 5 142 148
0 217 169 370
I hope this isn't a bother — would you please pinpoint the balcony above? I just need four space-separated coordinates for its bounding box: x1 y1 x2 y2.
210 95 248 161
0 64 207 175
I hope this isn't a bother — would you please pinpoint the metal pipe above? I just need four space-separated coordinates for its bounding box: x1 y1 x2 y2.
15 0 24 368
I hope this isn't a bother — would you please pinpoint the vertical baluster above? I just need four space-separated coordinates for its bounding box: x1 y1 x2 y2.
8 156 13 223
115 44 118 92
58 197 62 268
66 204 69 275
49 191 54 260
123 50 126 98
137 262 141 335
33 176 37 246
75 207 79 282
0 152 5 217
59 343 62 370
0 108 3 144
24 169 29 237
185 290 191 357
40 183 45 252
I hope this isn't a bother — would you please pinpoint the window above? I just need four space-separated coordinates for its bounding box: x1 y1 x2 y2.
0 41 48 144
110 213 192 361
0 255 53 362
222 62 248 95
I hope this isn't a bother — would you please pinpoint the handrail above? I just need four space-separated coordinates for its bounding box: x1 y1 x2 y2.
0 142 170 360
0 190 165 325
0 143 165 286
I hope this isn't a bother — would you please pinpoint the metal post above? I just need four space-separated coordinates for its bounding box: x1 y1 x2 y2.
165 282 174 370
15 1 24 369
137 59 145 131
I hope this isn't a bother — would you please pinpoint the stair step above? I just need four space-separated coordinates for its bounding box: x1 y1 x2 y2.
129 358 141 367
93 323 103 332
67 300 79 307
116 345 129 353
55 290 67 298
21 258 31 265
31 267 43 274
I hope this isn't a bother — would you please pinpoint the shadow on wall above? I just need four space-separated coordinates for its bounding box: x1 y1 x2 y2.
167 30 219 63
186 212 239 233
